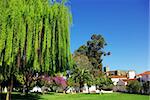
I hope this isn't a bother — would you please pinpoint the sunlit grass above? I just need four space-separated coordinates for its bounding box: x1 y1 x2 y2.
39 93 149 100
1 92 149 100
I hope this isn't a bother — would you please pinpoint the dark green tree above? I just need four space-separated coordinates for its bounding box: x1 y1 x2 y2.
143 81 150 94
94 75 113 90
75 34 110 72
71 54 95 93
127 80 141 93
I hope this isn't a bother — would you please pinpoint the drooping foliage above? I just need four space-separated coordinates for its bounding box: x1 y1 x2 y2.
0 0 72 78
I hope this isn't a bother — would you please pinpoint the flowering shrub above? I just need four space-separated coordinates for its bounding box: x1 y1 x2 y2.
39 75 67 92
52 76 67 89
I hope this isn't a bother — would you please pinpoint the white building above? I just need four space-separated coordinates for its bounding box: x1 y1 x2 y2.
110 76 127 85
137 71 150 82
30 86 42 93
128 70 136 79
82 84 97 93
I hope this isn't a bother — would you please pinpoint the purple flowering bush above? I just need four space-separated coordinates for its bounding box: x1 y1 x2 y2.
52 76 67 89
39 75 67 92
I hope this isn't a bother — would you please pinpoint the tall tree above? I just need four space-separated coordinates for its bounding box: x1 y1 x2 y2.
0 0 72 99
73 54 93 70
75 34 110 72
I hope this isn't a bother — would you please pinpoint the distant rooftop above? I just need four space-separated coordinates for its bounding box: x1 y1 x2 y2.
137 71 150 76
110 75 127 78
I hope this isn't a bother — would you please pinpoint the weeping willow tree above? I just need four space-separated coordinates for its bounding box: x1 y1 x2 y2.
0 0 72 99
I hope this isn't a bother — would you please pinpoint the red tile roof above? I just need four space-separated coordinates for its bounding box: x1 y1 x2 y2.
137 71 150 76
122 79 136 82
143 71 150 75
110 75 127 78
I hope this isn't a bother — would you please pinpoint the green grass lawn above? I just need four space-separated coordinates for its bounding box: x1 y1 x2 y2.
39 93 149 100
1 92 149 100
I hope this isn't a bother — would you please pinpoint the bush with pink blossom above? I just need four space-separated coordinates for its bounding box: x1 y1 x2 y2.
38 75 67 92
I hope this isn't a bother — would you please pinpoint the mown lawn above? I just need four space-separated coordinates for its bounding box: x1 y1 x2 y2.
39 93 149 100
1 92 149 100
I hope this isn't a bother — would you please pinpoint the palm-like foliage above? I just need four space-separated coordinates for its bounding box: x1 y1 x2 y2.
68 67 92 92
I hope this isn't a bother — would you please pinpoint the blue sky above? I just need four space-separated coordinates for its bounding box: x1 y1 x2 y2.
70 0 149 73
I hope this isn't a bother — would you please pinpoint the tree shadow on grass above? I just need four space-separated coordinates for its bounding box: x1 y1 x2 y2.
0 93 41 100
48 92 55 95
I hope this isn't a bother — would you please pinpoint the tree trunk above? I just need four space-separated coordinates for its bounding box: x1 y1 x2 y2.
6 77 13 100
96 84 98 90
0 84 2 100
25 80 30 95
25 82 28 95
22 85 26 94
79 83 83 93
6 90 10 100
88 86 90 94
